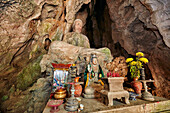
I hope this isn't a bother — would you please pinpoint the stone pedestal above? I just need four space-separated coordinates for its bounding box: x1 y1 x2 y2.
139 80 155 101
83 86 95 99
100 77 130 106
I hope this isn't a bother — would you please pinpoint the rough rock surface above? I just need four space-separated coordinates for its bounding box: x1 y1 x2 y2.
0 0 92 112
64 0 91 33
40 41 113 76
87 0 170 98
1 76 52 113
140 0 170 48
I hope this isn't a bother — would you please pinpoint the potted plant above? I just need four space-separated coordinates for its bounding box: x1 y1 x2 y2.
126 52 149 81
126 52 149 95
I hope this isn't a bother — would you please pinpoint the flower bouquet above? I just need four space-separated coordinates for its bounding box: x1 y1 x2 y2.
126 52 149 80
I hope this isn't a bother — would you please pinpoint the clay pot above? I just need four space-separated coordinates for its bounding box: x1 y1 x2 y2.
69 84 82 97
73 77 82 97
75 84 82 97
132 81 142 94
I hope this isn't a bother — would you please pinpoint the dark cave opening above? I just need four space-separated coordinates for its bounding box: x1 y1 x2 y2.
85 0 129 57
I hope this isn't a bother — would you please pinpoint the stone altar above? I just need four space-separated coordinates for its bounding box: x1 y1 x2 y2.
100 77 130 106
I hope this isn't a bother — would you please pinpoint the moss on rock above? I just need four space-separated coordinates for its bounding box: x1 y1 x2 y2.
51 27 63 41
16 56 43 90
38 21 55 36
1 95 8 101
98 47 112 60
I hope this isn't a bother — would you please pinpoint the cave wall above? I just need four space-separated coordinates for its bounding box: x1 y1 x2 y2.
105 0 170 99
85 0 170 98
0 0 169 112
0 0 91 112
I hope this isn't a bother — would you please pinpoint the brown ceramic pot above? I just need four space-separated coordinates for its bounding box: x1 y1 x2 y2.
132 81 142 94
74 84 82 97
69 84 82 97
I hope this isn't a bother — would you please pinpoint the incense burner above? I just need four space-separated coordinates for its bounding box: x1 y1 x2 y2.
54 88 67 100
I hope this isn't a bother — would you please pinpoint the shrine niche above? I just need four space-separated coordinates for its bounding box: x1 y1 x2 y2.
0 0 170 113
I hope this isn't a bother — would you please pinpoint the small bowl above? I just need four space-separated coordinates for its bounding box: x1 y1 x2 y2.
48 100 63 112
48 100 63 107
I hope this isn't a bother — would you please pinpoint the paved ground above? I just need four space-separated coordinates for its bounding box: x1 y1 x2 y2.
43 96 169 113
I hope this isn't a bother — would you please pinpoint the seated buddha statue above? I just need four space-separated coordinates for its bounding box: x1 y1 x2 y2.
62 19 90 48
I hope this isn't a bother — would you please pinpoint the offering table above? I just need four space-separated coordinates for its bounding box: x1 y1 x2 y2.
100 77 130 106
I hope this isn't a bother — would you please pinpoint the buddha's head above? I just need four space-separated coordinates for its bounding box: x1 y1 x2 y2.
72 19 83 33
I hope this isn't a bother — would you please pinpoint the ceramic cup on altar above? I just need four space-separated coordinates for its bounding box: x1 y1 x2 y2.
80 104 84 110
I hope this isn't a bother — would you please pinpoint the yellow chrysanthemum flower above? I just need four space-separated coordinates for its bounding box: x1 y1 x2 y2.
131 61 137 65
139 58 149 63
136 52 144 57
126 58 133 63
138 61 142 66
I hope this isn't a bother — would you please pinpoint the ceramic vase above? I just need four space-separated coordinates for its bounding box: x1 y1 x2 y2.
74 84 82 97
132 81 142 94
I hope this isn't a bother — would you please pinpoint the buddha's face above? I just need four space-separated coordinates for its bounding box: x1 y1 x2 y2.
92 58 98 65
74 20 82 33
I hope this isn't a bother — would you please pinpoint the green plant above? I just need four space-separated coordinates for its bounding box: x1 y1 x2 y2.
126 52 149 79
1 95 8 101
